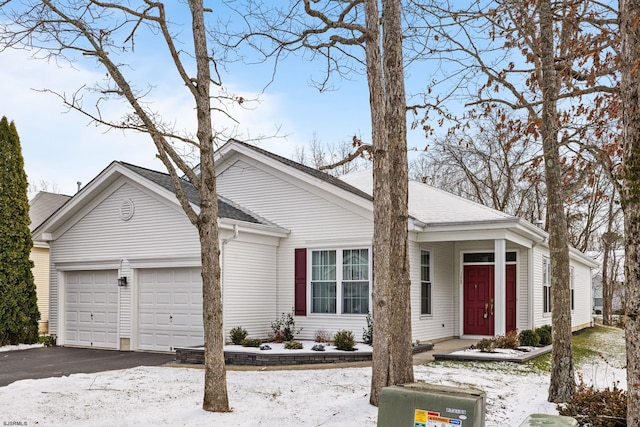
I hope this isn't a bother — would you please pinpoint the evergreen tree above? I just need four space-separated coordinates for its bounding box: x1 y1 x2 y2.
0 116 39 345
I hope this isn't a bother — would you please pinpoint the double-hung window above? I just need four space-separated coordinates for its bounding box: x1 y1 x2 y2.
421 250 432 315
543 257 552 314
311 248 370 315
311 250 337 313
570 266 575 311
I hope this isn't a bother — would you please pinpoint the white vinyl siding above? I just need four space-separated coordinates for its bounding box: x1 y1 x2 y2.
223 238 278 340
532 246 594 330
217 159 374 339
570 261 593 329
410 240 456 341
49 182 201 339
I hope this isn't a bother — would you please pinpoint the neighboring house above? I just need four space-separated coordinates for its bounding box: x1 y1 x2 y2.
33 140 598 352
29 191 72 334
589 249 624 314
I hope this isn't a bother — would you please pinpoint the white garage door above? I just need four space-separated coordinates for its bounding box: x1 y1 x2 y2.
138 267 203 352
65 270 118 349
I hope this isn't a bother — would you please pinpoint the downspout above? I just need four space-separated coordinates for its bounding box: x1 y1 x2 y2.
221 224 240 341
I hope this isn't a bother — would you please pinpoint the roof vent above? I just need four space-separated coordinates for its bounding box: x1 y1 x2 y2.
534 219 544 229
120 199 135 221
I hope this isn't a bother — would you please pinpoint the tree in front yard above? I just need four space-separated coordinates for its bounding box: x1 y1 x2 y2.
0 116 40 346
619 0 640 422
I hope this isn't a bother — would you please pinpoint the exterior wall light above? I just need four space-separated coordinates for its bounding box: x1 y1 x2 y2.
117 276 128 287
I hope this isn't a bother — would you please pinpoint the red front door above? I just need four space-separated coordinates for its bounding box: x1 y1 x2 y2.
463 265 495 336
464 264 517 336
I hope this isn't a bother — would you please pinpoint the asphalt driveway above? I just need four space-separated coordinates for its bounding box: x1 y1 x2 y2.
0 346 175 387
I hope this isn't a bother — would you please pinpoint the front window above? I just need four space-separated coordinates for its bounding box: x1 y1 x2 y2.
421 250 432 315
342 249 369 314
311 248 370 315
543 257 552 313
311 250 336 313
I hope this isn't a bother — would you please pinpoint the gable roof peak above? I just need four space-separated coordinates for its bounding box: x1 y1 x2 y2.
220 139 373 201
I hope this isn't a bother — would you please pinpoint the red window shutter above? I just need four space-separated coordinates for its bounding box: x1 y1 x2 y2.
294 248 307 316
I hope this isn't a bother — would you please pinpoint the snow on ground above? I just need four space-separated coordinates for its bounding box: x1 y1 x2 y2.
0 328 627 427
448 346 539 359
0 343 43 352
223 341 372 354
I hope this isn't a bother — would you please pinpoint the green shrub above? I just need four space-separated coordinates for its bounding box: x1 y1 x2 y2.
495 330 520 349
38 335 56 347
558 378 627 426
519 329 541 347
476 338 497 353
362 313 373 345
229 326 248 345
333 330 355 351
536 327 552 346
270 312 301 343
539 324 552 334
284 340 303 350
241 338 262 348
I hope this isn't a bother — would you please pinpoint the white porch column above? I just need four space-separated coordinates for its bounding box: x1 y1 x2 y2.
494 239 506 336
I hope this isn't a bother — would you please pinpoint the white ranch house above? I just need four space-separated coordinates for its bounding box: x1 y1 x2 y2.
33 139 597 352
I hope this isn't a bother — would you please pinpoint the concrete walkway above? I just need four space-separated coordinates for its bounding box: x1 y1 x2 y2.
412 339 478 364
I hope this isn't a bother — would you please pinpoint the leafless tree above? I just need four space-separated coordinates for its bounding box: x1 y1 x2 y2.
415 0 619 402
0 0 252 412
28 179 61 197
620 0 640 421
294 133 371 176
218 0 416 405
410 112 547 222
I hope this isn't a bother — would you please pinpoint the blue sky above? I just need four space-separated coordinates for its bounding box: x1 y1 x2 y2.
0 2 441 197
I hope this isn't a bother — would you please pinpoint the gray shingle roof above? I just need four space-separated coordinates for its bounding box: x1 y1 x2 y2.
119 162 264 225
225 139 373 201
29 192 72 232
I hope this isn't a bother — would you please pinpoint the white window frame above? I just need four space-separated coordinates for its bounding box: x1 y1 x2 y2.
420 249 432 316
309 247 371 316
570 266 575 311
543 257 552 314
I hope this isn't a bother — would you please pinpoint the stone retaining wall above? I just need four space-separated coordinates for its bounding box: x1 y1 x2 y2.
175 343 433 366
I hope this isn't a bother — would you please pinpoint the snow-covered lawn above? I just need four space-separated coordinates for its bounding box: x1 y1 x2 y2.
0 327 626 426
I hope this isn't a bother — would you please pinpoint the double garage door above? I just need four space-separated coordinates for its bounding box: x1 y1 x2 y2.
64 268 203 352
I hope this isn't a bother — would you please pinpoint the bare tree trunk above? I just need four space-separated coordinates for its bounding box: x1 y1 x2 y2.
188 0 229 412
602 234 612 325
367 0 414 406
602 196 618 326
540 0 575 403
620 0 640 422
